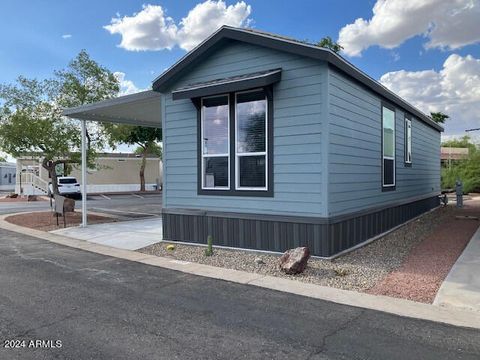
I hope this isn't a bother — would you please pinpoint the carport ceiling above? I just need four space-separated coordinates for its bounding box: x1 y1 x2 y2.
63 90 162 128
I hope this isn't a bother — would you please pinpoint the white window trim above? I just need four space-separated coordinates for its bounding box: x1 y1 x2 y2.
382 106 396 188
201 94 230 190
405 118 412 164
234 89 268 191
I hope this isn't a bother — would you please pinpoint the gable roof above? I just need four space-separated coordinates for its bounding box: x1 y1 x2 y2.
152 26 443 132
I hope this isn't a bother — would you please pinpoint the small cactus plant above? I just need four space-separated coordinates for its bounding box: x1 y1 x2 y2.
204 235 214 256
166 244 176 251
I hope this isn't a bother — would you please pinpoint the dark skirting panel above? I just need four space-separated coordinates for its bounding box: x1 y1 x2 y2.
162 196 440 257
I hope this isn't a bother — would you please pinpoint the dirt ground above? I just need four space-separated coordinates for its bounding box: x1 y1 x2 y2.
5 211 116 231
0 195 47 202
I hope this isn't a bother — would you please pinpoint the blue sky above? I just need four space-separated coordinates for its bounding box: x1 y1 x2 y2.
1 0 479 143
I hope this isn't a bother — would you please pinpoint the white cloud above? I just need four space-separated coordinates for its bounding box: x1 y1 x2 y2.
380 54 480 136
104 1 251 52
339 0 480 56
176 0 252 51
62 34 72 39
114 72 147 96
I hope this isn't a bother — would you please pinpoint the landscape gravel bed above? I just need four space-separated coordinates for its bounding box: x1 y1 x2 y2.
139 205 452 291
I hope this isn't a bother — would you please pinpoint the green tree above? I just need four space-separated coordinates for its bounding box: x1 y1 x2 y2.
441 136 480 193
0 50 120 195
316 36 343 53
105 125 162 191
430 112 449 124
0 155 6 162
0 76 81 194
56 49 119 150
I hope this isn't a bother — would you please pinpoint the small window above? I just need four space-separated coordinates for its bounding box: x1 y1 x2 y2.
201 95 230 190
405 117 412 165
382 105 395 189
235 90 267 190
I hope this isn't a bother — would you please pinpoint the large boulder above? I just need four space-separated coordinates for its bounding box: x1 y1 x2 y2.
279 247 310 275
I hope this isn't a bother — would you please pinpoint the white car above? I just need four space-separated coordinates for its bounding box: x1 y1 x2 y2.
48 176 82 199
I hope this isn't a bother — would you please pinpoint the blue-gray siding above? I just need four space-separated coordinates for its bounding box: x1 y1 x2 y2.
327 67 441 216
163 40 328 216
162 40 441 220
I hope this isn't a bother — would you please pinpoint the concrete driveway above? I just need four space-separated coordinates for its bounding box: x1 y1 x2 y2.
51 217 162 250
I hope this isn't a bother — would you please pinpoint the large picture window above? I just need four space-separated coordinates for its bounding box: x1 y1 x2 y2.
405 117 412 165
382 105 396 189
201 95 229 189
235 90 267 190
198 88 272 196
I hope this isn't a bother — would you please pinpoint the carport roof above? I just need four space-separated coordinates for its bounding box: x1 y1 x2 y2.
62 90 161 128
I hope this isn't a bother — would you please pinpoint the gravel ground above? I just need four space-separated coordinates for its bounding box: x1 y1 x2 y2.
139 205 453 291
5 211 116 231
368 199 480 303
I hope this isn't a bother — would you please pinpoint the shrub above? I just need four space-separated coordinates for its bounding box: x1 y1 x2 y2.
441 137 480 193
204 235 214 256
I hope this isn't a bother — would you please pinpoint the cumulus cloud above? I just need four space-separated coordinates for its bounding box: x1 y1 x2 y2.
339 0 480 56
380 54 480 136
62 34 72 39
114 72 147 96
104 1 252 52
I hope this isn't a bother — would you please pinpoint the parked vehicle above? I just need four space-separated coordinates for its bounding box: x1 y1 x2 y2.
48 176 82 199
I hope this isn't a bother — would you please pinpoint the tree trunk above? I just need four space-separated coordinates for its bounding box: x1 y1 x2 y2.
139 149 147 192
42 158 58 195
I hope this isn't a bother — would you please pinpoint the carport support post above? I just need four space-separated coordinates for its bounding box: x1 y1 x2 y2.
81 119 87 227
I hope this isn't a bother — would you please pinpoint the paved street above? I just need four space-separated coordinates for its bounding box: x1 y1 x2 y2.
0 193 163 218
1 229 479 359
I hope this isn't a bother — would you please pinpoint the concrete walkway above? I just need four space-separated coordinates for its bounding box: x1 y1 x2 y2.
51 217 162 250
435 225 480 312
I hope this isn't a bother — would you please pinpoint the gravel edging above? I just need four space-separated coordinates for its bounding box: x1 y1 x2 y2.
139 206 452 292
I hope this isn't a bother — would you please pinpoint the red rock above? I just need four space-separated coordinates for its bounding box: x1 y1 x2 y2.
279 247 310 275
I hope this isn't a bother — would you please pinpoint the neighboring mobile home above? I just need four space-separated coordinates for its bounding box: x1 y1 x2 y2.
16 153 162 195
65 26 443 257
0 162 16 191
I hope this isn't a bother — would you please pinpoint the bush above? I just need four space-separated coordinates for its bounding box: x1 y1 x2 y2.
442 137 480 193
204 235 214 256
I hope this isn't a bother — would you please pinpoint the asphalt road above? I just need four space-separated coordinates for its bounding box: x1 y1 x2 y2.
1 229 479 359
0 193 163 218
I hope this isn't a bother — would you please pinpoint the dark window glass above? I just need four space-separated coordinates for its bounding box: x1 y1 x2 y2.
383 159 394 186
239 155 266 188
59 178 77 184
204 157 228 188
237 90 266 153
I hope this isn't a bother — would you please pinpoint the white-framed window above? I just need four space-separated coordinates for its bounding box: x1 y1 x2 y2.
405 117 412 164
382 105 396 188
201 95 230 190
235 89 268 190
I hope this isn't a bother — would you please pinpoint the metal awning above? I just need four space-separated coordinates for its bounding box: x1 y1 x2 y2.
63 90 162 128
62 90 162 228
172 68 282 100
